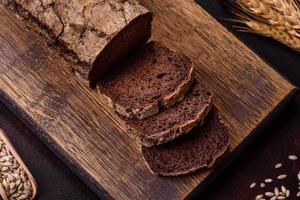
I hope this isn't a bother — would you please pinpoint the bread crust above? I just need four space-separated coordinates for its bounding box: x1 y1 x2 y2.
144 142 229 176
142 109 230 176
97 62 194 119
162 64 194 108
1 0 152 86
124 87 213 147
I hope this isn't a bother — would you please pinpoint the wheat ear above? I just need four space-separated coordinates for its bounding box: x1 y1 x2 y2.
246 20 300 50
231 0 300 51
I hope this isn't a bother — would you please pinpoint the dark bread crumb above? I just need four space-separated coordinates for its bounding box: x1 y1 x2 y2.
142 107 230 176
122 82 213 146
97 41 194 119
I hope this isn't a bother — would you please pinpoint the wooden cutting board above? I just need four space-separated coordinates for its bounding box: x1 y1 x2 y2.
0 0 296 199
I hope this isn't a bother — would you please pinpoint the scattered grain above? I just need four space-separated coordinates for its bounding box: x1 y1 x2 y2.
297 191 300 197
288 155 298 160
274 187 279 196
255 194 264 200
275 163 283 169
265 192 275 197
285 189 290 197
260 183 266 188
250 182 256 189
265 178 273 183
277 174 287 180
281 185 287 193
270 196 277 200
277 196 286 200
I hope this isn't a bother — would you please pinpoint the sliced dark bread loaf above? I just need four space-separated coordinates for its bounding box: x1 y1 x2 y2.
97 41 194 119
121 82 213 147
1 0 152 87
142 107 229 176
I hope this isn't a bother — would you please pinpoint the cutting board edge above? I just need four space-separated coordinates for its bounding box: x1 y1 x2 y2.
0 1 298 198
0 86 297 199
0 90 113 200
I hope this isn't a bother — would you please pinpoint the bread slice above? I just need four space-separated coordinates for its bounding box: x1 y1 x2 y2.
141 107 229 176
121 82 213 147
97 41 194 119
1 0 152 87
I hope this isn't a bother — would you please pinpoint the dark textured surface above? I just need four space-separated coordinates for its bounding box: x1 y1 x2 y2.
0 1 299 200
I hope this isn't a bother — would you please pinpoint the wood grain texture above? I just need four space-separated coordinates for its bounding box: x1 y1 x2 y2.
0 0 296 199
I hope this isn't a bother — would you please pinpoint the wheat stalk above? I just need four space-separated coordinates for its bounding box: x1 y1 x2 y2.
230 0 300 51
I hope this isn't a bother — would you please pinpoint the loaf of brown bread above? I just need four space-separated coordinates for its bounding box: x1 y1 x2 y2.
142 107 229 176
1 0 152 87
121 82 213 147
97 41 194 119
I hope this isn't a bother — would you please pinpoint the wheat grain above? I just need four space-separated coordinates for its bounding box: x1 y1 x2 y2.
275 163 283 169
233 0 300 32
288 155 298 160
277 196 286 199
265 178 273 183
281 185 287 193
265 191 275 197
233 0 285 25
255 194 264 200
244 20 300 50
0 139 33 200
267 0 300 30
274 187 279 195
285 189 290 197
231 0 300 51
250 182 256 188
277 174 288 180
